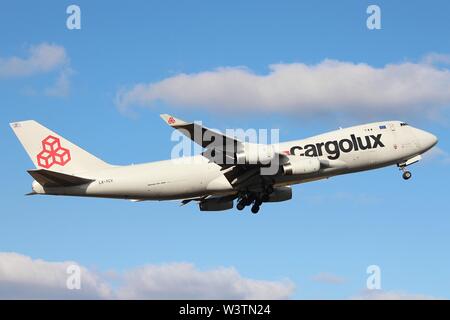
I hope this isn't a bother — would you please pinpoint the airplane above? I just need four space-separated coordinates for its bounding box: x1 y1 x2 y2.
10 115 438 214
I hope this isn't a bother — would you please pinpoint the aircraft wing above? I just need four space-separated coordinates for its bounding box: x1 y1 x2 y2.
160 114 294 191
160 114 243 152
160 113 254 167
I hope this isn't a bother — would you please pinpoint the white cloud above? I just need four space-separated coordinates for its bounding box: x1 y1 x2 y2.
45 67 74 97
0 252 294 299
0 252 111 299
117 263 294 299
0 43 73 97
311 272 345 285
352 289 440 300
116 56 450 118
0 43 68 78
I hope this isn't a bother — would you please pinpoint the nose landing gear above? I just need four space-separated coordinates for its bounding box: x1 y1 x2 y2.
398 165 412 180
397 155 422 181
402 170 412 180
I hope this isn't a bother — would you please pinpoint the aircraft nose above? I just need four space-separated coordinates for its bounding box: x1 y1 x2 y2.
418 129 438 150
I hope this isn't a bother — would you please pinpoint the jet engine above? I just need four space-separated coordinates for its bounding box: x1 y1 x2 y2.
282 156 321 175
264 186 292 202
199 198 234 211
235 143 276 164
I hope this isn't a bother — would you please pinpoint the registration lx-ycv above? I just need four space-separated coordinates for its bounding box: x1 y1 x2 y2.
10 115 437 214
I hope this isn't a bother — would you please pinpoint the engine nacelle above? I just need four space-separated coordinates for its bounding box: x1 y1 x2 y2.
199 198 233 211
265 186 292 202
282 157 321 175
235 143 276 165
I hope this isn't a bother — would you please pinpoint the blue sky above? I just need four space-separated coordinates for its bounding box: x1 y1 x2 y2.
1 0 450 299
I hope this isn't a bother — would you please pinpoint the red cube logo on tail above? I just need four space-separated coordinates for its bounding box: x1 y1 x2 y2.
37 135 71 168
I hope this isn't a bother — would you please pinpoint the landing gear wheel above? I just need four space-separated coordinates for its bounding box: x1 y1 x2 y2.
236 202 245 211
402 171 412 180
251 199 262 214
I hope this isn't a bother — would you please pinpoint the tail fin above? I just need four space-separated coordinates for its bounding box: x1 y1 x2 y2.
10 120 111 174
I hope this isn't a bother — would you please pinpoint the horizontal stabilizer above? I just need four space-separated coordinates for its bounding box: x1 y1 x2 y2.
27 169 95 187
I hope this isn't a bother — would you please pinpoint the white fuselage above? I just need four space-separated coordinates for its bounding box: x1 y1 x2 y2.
32 121 437 200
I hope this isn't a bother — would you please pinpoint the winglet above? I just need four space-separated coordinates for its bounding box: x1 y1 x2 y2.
159 114 189 127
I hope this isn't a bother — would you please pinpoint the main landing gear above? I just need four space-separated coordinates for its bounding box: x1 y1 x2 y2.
237 196 261 214
237 194 254 211
251 199 262 214
237 186 273 214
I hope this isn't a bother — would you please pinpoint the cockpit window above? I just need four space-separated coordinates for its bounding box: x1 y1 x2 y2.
400 122 409 126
